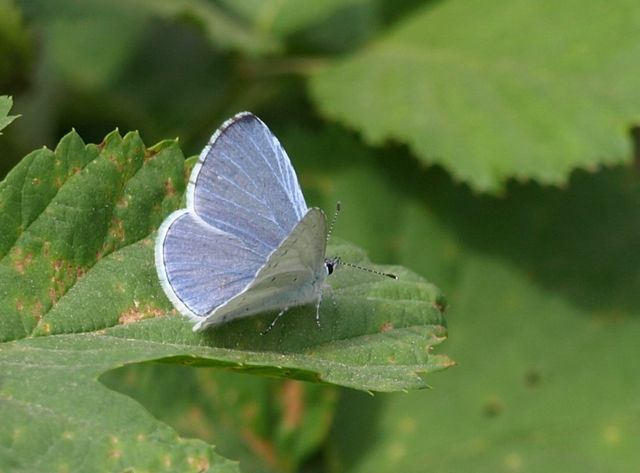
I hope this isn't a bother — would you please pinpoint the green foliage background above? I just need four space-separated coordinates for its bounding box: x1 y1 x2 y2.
2 0 640 472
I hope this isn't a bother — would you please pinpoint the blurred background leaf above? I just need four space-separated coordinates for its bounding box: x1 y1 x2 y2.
2 0 639 471
309 0 640 192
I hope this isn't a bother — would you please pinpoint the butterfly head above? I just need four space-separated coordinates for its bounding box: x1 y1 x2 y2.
324 256 341 276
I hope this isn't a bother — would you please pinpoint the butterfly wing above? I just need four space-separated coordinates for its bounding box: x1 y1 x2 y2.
194 208 328 331
188 112 308 253
155 112 309 321
155 210 265 320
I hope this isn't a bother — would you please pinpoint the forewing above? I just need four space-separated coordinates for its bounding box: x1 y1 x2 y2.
187 112 308 256
155 210 265 320
194 208 328 330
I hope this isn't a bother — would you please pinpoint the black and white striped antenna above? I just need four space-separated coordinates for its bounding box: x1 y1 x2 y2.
326 201 341 243
326 201 398 280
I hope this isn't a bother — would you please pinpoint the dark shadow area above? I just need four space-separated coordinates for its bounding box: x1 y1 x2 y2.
287 0 441 55
380 141 640 316
323 388 387 473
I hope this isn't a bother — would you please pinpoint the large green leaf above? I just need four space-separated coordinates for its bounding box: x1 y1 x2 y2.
0 334 240 473
285 124 640 471
0 129 451 470
309 0 640 192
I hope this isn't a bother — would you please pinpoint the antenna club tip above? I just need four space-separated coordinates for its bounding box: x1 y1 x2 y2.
386 273 399 280
336 201 342 210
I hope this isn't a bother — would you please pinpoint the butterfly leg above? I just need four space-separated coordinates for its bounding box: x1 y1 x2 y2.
315 293 323 328
261 306 289 335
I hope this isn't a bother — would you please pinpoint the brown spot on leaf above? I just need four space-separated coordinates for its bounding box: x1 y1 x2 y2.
48 287 58 304
165 178 176 197
32 300 43 320
32 177 41 186
13 251 33 275
118 305 165 325
196 457 209 472
41 323 51 334
15 299 24 311
433 296 447 313
186 455 210 472
116 196 129 209
280 380 304 431
380 321 393 332
109 218 125 242
144 147 160 162
443 358 457 369
107 153 120 167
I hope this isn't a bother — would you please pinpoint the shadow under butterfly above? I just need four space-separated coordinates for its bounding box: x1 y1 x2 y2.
155 113 396 334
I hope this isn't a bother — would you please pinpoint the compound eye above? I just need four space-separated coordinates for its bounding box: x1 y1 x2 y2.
326 262 334 275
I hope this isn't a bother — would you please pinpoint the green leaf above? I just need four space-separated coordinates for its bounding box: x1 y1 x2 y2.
0 129 451 470
0 334 240 473
309 0 640 192
0 96 19 134
293 124 640 471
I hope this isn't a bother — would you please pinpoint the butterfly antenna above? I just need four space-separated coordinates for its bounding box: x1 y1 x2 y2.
324 202 398 280
326 201 341 243
340 261 398 280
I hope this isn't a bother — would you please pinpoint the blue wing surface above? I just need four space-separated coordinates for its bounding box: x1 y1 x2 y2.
186 112 308 255
155 210 266 319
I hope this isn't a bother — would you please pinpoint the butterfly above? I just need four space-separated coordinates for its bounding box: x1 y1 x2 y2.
155 112 344 332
